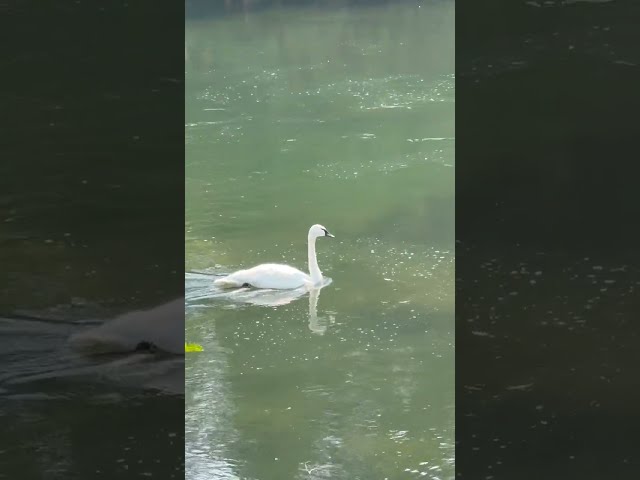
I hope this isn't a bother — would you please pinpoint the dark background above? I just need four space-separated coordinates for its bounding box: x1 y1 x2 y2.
1 1 185 478
456 0 640 478
2 1 184 313
457 0 640 252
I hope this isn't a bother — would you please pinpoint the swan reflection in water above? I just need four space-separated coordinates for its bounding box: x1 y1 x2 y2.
187 272 335 335
307 286 335 335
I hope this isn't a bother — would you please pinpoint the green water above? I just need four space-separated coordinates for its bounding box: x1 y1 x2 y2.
186 3 454 479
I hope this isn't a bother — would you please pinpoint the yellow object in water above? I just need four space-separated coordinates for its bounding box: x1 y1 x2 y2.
185 342 204 352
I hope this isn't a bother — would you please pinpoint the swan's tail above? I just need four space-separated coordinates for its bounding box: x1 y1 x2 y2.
213 276 244 288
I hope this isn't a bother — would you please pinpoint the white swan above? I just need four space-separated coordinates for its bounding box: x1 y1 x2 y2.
214 224 334 290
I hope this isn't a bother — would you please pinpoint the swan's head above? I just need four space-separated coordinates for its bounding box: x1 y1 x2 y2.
309 224 334 239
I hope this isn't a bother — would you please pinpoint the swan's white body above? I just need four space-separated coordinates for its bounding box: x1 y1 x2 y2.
215 263 311 289
214 224 334 290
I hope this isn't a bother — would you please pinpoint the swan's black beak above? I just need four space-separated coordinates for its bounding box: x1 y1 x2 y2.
325 231 335 238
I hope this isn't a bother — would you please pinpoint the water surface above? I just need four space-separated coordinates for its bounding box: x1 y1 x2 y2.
186 3 454 479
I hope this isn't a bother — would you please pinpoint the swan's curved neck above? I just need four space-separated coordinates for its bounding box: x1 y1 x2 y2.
307 234 322 286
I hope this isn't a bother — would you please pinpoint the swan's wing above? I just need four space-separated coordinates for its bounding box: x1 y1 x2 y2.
230 263 309 289
243 263 305 276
